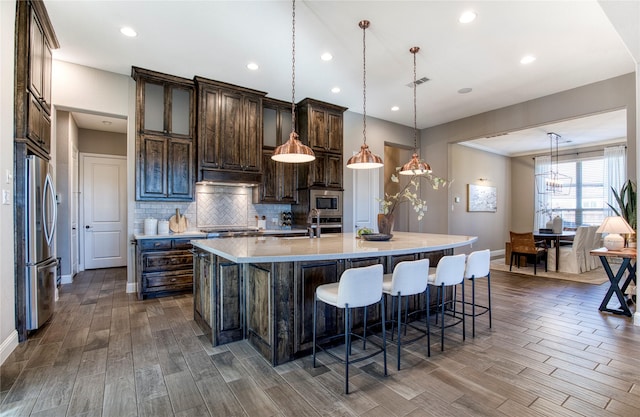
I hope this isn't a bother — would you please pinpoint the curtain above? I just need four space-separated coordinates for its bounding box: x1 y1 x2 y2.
534 155 552 231
604 145 626 216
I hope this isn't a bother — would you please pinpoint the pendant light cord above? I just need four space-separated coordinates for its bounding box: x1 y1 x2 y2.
291 0 296 133
362 21 367 145
412 47 418 151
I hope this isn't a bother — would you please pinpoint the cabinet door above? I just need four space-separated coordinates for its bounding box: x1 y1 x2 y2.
308 153 328 187
200 88 220 168
217 259 243 344
326 153 343 188
142 81 166 133
40 113 51 154
243 95 262 172
138 136 168 199
41 38 52 113
327 111 343 153
167 138 193 200
308 108 326 151
280 161 297 203
219 90 243 170
260 149 278 202
28 11 44 101
27 96 42 145
194 251 213 329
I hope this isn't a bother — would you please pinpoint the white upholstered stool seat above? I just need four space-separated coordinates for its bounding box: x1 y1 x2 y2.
312 263 387 394
463 249 491 338
382 258 430 370
427 254 466 356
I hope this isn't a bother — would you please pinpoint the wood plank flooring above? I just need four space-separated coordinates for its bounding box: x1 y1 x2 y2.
1 266 639 416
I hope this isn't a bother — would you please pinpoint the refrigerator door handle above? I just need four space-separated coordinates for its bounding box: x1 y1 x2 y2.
37 257 59 272
43 173 57 247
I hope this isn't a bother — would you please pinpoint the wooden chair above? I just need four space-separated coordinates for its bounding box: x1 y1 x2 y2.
509 232 547 274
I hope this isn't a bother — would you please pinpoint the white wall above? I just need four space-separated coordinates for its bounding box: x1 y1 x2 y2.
0 0 17 365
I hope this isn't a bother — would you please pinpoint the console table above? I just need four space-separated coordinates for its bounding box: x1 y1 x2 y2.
590 247 636 317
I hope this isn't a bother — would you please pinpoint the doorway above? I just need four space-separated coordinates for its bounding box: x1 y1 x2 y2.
384 143 413 232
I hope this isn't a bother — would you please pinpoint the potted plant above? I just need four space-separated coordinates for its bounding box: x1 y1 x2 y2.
377 169 448 235
608 179 637 246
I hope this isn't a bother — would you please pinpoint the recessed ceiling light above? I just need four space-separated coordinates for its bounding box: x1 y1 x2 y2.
520 55 536 65
321 52 333 61
247 62 259 71
459 10 477 24
391 106 399 112
458 87 473 94
331 87 341 94
120 27 137 37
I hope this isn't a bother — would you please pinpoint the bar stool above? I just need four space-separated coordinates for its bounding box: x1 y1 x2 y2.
312 264 387 394
427 254 466 356
463 249 491 338
382 258 430 370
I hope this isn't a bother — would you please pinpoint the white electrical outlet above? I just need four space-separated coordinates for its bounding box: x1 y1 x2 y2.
5 169 12 184
2 189 10 205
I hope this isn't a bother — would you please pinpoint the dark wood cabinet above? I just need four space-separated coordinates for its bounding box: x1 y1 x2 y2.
260 147 297 204
195 77 266 184
14 0 58 160
136 238 194 299
132 67 195 201
296 98 347 190
193 249 244 346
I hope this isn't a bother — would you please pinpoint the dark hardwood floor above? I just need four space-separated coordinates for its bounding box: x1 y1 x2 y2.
1 266 639 416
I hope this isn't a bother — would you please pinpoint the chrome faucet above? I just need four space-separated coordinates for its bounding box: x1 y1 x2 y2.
307 209 321 238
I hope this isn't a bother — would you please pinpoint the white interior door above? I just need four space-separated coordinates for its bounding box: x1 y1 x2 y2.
353 168 380 232
82 154 127 269
71 147 78 275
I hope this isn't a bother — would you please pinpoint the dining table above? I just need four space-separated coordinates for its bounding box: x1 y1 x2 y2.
534 231 576 271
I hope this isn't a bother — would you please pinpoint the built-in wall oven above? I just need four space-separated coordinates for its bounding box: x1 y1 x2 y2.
309 189 343 233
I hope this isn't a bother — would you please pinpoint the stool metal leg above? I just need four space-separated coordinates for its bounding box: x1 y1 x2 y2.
381 295 387 376
345 304 350 394
397 292 402 370
487 273 492 329
363 306 367 350
471 276 476 337
425 287 431 357
440 284 445 351
313 296 318 368
461 280 465 341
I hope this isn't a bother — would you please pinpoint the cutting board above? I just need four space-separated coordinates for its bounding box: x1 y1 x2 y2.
169 208 188 233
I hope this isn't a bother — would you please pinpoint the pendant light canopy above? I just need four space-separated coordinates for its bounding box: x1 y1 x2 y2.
272 0 315 163
399 46 431 176
346 20 383 170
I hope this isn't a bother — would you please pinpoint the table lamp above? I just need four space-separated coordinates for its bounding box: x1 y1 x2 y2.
596 216 635 250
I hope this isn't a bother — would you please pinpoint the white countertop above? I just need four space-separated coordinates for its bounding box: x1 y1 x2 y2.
134 228 307 240
190 232 478 263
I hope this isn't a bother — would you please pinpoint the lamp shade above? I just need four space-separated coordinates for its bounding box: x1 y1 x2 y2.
272 132 315 163
596 216 635 250
346 143 383 169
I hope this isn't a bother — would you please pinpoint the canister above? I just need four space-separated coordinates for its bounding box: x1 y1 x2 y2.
158 220 170 234
144 218 158 235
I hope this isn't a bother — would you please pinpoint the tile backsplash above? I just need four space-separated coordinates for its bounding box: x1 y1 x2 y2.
133 184 292 234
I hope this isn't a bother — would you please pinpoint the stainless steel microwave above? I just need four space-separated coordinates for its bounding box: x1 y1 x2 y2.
309 189 342 216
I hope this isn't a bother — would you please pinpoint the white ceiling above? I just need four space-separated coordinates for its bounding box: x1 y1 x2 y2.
45 0 635 154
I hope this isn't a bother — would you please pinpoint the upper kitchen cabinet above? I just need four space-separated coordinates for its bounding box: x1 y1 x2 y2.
297 98 347 154
195 77 266 184
14 0 59 159
296 98 347 190
132 67 195 201
259 98 297 203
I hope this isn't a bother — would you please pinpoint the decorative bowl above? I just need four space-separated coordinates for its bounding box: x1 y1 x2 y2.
361 233 393 241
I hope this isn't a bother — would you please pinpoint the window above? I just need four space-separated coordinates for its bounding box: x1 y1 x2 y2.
550 157 606 228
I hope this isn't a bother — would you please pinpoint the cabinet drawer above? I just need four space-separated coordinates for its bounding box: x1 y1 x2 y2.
139 239 173 251
142 251 193 272
144 270 193 290
172 239 193 250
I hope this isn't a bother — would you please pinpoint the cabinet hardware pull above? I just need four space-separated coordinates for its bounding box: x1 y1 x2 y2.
170 278 177 282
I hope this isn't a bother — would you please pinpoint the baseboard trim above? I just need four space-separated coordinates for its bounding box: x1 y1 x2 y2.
491 249 505 259
60 274 73 284
126 282 136 294
0 330 19 366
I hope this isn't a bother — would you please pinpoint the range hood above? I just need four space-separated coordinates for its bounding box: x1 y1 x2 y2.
197 170 262 187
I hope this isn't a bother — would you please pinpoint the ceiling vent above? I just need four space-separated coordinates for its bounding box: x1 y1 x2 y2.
406 77 430 87
485 132 509 139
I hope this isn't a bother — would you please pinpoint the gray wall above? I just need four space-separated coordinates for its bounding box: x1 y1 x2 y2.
423 72 636 254
78 129 127 156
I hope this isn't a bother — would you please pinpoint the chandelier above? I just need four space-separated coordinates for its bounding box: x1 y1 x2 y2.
536 132 572 195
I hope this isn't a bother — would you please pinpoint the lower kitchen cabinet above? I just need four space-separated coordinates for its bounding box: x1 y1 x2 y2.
136 238 193 299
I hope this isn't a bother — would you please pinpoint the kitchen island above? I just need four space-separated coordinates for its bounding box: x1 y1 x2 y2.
191 232 478 365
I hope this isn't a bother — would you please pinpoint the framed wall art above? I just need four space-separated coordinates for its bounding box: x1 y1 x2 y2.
467 184 497 212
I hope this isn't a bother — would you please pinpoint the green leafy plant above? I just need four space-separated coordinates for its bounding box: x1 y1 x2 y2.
608 179 637 230
379 169 449 221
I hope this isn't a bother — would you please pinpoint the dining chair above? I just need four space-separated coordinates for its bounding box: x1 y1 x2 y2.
509 231 547 274
547 226 590 273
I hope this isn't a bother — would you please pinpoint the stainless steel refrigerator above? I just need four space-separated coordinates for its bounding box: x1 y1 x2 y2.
25 155 58 330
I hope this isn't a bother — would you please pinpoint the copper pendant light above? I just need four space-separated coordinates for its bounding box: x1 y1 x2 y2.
272 0 315 163
399 46 431 176
346 20 383 169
